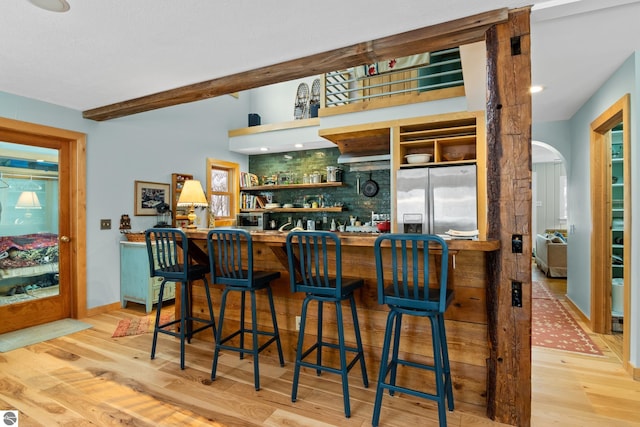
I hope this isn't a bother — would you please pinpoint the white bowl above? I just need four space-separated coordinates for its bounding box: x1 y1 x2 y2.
405 153 432 164
282 203 294 208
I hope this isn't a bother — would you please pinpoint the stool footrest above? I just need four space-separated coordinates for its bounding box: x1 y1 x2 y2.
217 328 279 356
299 341 365 375
378 381 443 403
156 316 215 339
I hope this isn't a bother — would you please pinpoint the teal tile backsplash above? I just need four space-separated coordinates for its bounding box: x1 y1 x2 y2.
248 147 390 229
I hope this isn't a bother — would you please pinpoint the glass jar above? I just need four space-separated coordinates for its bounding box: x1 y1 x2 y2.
303 173 310 184
311 171 321 184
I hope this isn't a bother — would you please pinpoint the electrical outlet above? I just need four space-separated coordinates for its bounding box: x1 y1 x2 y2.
295 316 301 331
512 281 522 307
100 219 111 230
511 234 523 253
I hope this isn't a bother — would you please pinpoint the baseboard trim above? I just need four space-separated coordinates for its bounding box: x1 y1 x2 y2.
565 296 590 325
85 302 121 318
629 361 640 380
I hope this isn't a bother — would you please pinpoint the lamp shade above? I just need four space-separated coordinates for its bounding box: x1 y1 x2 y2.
15 191 42 209
177 180 208 207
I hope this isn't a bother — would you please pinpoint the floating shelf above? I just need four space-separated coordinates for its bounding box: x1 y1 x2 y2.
240 207 345 213
241 182 344 191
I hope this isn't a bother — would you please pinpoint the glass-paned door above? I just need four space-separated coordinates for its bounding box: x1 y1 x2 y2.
0 142 60 308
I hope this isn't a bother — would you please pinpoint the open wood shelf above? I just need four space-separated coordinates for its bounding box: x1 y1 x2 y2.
240 182 344 191
240 206 345 213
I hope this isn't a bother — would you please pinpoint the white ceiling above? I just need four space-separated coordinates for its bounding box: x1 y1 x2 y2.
1 0 639 131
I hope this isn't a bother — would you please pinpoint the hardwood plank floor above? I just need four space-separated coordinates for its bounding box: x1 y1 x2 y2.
1 272 638 426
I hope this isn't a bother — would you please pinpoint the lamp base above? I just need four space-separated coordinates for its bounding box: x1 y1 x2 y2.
185 207 198 229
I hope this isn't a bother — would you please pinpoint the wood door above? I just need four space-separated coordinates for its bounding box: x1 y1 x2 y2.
0 118 86 334
589 94 631 372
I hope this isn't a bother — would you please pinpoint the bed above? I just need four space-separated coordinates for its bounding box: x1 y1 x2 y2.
0 233 59 295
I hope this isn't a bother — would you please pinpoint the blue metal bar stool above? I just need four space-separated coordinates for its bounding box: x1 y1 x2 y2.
144 228 216 370
286 230 368 418
207 228 284 390
372 233 454 427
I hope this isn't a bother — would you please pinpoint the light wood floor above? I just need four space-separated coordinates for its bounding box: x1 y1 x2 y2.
0 272 638 426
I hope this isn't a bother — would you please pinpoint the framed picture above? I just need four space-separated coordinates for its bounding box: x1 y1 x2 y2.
134 181 170 216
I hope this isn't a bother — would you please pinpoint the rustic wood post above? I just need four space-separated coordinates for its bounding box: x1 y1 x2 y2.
485 8 532 426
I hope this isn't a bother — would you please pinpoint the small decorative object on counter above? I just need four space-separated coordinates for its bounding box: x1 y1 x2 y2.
155 202 172 228
330 219 337 231
376 220 391 233
119 214 131 231
326 166 342 182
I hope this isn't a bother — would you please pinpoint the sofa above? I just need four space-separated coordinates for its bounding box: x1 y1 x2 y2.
535 232 567 278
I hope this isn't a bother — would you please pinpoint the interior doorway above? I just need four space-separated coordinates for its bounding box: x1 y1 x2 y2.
0 117 86 334
532 141 568 283
590 94 631 372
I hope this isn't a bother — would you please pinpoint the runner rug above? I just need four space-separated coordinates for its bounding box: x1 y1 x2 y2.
532 281 603 356
0 318 92 352
112 313 173 338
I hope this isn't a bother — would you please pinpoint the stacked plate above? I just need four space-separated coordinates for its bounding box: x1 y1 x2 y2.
445 229 479 240
265 203 281 209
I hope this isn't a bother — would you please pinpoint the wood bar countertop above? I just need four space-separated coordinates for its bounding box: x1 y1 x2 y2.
186 228 500 251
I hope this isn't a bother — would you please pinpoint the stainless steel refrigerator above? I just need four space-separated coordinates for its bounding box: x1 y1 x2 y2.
396 164 477 234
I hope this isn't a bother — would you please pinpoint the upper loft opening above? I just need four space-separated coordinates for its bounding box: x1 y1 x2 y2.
323 48 465 113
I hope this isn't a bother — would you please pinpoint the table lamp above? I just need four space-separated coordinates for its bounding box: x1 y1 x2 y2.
177 179 208 229
15 191 42 218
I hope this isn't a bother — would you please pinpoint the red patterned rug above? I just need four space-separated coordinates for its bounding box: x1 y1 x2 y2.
112 314 173 338
532 281 603 356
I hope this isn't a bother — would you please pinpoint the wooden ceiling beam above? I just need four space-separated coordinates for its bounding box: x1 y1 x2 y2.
82 9 508 121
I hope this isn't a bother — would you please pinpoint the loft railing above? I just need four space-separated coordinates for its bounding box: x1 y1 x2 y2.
324 48 463 108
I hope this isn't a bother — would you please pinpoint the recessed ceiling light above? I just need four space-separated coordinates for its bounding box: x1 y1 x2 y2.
28 0 70 12
294 143 303 148
530 85 544 94
532 0 582 11
259 147 268 152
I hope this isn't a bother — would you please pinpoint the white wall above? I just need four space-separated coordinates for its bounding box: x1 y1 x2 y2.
247 76 322 124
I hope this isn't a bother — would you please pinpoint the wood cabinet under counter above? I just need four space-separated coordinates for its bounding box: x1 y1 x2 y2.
180 229 499 409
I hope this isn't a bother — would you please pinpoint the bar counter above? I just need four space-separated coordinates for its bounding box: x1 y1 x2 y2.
182 229 500 410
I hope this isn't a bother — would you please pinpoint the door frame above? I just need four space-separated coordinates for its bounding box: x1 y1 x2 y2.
0 117 86 324
589 94 631 372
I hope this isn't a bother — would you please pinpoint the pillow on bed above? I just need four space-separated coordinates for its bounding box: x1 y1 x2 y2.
553 231 567 243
